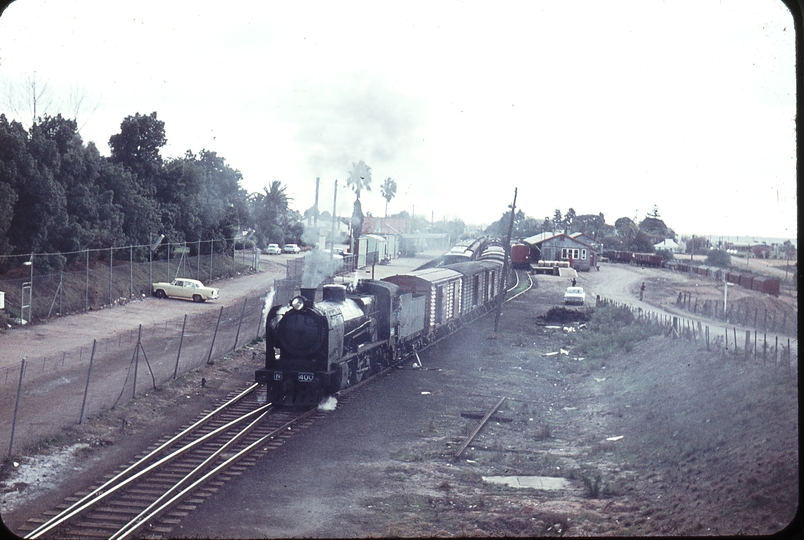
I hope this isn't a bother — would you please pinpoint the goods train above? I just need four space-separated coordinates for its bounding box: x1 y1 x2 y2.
603 249 664 267
665 261 781 296
256 257 505 407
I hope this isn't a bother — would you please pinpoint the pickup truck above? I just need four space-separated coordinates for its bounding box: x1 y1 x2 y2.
152 278 220 302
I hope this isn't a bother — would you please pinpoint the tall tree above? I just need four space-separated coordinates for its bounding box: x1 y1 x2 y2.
553 209 563 232
380 177 397 217
108 112 167 193
564 207 576 232
346 160 372 237
252 181 292 244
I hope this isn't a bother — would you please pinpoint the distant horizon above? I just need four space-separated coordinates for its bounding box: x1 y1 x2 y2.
676 233 797 247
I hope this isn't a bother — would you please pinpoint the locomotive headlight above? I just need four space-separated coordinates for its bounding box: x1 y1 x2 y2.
291 296 305 310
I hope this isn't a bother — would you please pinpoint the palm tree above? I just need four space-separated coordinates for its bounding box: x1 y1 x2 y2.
346 160 372 199
253 181 292 244
346 160 372 243
380 177 397 217
263 181 292 223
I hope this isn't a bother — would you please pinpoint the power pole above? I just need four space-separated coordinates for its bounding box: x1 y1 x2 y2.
494 187 517 333
330 180 338 250
314 177 320 229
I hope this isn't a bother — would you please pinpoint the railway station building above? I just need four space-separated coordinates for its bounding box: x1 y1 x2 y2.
521 232 600 271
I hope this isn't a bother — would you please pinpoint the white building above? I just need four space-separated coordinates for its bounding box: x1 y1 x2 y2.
654 238 681 253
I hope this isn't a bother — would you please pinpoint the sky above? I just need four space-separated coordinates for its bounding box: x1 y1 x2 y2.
0 0 797 242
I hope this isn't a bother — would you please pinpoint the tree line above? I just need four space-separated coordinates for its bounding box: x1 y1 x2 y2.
0 111 302 272
484 205 678 255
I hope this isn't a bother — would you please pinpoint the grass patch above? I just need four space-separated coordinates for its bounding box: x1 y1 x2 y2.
570 304 663 360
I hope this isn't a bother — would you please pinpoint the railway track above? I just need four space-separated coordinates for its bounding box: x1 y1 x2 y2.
17 272 532 539
17 384 321 540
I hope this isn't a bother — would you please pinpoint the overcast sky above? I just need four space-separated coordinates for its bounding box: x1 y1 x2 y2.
0 0 797 241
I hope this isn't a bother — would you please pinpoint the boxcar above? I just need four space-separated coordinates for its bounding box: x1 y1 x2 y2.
726 271 741 284
382 268 463 337
477 245 504 262
441 260 502 316
510 243 530 269
751 276 781 296
739 274 755 290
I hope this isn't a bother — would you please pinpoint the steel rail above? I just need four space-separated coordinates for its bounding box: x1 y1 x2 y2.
25 383 260 539
112 407 319 540
109 406 274 540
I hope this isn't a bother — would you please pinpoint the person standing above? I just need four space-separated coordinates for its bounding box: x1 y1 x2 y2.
640 282 646 300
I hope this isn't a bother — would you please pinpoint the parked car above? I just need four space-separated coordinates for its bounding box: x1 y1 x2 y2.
283 243 301 254
563 286 586 305
152 278 220 302
265 244 282 255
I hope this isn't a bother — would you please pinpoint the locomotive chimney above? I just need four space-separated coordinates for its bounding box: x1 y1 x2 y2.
300 287 317 306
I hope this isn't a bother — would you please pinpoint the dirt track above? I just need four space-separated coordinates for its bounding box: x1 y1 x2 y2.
0 254 293 371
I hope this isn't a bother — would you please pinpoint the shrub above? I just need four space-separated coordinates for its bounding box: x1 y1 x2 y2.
705 249 731 267
570 304 662 359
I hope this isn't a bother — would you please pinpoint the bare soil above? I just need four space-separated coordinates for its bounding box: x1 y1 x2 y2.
1 262 799 538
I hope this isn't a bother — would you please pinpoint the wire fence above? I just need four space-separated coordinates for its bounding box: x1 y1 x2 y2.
595 295 798 378
0 238 260 324
1 291 270 458
670 291 797 336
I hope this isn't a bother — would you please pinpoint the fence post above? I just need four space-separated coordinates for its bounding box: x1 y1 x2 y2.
744 331 750 361
787 338 791 374
8 359 25 458
133 324 142 398
79 340 97 424
775 336 778 365
207 306 224 365
173 314 187 379
234 298 248 352
733 327 738 356
86 248 89 311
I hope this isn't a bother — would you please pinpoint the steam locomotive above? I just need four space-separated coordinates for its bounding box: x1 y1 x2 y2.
256 257 505 407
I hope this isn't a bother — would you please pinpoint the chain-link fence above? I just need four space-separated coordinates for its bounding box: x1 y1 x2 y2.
0 239 258 324
1 291 270 457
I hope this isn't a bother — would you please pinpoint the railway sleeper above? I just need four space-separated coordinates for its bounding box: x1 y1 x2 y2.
88 506 142 516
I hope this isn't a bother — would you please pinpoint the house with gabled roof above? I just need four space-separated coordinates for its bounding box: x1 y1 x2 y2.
654 238 680 253
521 232 599 271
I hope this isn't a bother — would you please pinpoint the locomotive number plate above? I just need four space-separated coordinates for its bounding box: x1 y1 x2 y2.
273 372 282 381
298 372 315 382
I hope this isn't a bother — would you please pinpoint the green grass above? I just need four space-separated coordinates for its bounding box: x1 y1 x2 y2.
569 304 664 361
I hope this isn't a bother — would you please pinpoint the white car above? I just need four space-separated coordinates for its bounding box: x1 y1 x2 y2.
283 243 301 254
152 278 220 302
265 244 282 255
564 286 586 305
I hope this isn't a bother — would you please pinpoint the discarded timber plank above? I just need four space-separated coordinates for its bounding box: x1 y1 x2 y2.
454 397 507 459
